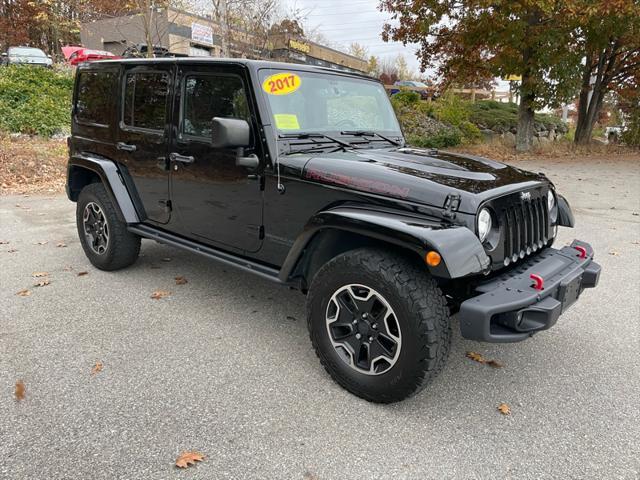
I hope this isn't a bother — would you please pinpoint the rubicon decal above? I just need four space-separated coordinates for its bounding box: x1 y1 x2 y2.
306 168 410 198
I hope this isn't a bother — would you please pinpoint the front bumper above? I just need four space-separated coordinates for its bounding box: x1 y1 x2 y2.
459 240 601 342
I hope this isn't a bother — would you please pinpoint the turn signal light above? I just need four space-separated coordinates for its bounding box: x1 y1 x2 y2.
425 251 441 267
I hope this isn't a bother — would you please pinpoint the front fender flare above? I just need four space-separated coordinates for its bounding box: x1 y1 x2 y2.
279 207 490 282
557 194 575 227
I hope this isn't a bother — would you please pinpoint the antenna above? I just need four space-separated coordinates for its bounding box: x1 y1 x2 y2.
273 125 285 194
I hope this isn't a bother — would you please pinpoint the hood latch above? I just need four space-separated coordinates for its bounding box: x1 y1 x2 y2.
443 194 461 219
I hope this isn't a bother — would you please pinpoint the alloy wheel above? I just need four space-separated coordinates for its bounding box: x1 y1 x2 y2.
82 202 109 255
325 284 402 375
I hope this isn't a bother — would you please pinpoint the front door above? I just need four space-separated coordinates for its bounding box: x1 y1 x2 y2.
115 64 173 224
168 65 263 253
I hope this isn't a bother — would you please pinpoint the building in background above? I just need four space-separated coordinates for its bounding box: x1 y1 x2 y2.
80 7 368 74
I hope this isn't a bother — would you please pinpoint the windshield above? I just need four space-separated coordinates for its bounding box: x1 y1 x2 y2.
259 69 401 136
9 47 47 57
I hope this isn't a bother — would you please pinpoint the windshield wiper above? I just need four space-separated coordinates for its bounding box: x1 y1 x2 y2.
340 130 402 147
279 132 353 149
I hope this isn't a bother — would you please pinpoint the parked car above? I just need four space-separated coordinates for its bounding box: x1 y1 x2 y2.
66 58 601 403
62 46 120 66
390 80 435 100
1 46 52 67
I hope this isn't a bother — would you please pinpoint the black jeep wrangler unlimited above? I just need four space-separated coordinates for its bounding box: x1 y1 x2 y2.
67 58 601 403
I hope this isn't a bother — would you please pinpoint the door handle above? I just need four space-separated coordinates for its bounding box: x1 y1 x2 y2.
116 142 137 153
169 152 195 164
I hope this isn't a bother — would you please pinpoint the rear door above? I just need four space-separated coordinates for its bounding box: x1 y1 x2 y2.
168 64 264 253
114 64 173 225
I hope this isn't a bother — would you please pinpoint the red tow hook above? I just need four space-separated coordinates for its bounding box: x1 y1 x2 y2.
530 273 544 291
574 245 587 259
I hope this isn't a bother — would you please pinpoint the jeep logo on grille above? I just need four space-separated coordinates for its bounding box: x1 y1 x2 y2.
520 191 532 201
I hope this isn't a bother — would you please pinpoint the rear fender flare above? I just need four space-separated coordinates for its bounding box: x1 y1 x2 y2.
67 154 140 223
279 207 490 282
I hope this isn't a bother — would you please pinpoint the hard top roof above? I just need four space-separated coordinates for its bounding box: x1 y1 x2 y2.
79 57 375 81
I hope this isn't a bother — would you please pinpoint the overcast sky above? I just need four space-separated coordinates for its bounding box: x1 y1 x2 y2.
283 0 422 73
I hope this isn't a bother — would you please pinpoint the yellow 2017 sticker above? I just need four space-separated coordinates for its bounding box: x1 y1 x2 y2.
274 114 300 130
262 72 301 95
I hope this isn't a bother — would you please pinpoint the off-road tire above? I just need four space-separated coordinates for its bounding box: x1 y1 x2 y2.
307 248 451 403
76 182 140 271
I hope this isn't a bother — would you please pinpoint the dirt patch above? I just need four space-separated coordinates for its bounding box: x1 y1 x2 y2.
0 135 68 195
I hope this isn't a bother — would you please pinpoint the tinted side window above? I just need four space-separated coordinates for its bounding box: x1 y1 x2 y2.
182 75 249 139
123 71 169 131
76 72 115 125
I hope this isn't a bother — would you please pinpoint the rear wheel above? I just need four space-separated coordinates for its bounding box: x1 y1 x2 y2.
76 183 140 271
307 248 451 403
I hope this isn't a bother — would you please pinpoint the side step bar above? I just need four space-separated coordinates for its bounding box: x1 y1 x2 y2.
128 224 282 284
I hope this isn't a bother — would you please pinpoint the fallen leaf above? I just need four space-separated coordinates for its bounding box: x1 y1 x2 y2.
33 279 50 287
91 362 103 375
609 251 620 256
56 242 67 248
175 276 188 285
151 290 171 300
633 212 639 216
161 257 172 262
0 240 9 245
8 248 18 253
77 271 89 276
34 241 48 245
486 360 504 368
15 381 25 401
32 272 48 277
466 351 486 363
497 403 511 415
175 451 205 469
16 288 31 297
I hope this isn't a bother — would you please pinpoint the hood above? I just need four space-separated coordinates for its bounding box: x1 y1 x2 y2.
295 147 546 214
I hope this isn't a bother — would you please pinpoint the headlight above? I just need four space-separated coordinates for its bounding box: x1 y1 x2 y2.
548 190 558 223
478 208 492 243
547 191 555 211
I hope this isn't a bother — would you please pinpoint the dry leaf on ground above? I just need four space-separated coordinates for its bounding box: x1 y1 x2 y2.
34 241 48 245
56 242 67 248
609 251 620 256
8 248 18 253
33 279 50 287
175 276 188 285
0 240 9 245
486 360 504 368
16 288 31 297
497 403 511 415
15 381 26 401
151 290 171 300
175 451 205 469
466 351 486 363
91 362 103 375
32 272 48 277
77 271 89 276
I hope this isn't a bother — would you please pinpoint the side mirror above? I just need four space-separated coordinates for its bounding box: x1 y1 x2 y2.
211 117 250 148
211 117 259 169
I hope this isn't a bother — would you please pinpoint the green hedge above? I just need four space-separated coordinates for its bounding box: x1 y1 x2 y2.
0 65 73 136
469 100 567 133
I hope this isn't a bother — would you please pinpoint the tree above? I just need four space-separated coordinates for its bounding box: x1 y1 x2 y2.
572 1 640 144
212 0 280 58
348 42 369 60
367 55 380 77
380 1 582 151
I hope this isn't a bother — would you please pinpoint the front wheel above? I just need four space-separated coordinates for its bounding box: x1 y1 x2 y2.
76 182 140 271
306 248 451 403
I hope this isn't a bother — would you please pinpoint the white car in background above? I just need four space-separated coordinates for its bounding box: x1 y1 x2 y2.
1 46 53 67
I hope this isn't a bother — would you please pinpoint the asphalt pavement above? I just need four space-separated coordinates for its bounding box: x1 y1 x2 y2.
1 156 639 479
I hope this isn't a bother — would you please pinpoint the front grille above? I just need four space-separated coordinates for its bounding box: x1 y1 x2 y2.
501 195 549 264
